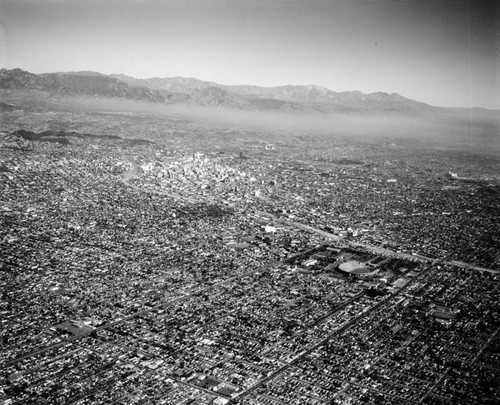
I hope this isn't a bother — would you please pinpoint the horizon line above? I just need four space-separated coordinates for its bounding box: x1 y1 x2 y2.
1 66 498 112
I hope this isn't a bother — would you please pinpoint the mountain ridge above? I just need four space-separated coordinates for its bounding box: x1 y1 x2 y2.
1 68 494 116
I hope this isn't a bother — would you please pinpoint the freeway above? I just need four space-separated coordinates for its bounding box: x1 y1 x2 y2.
122 164 498 274
286 217 499 274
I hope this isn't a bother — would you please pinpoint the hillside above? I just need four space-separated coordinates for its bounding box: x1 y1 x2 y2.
2 68 497 118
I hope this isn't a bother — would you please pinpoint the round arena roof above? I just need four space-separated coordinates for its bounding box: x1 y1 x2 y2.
338 260 370 274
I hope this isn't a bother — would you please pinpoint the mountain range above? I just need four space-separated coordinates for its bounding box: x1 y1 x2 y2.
0 68 485 116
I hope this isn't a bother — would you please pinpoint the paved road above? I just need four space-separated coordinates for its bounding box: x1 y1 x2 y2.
122 166 498 274
5 265 270 367
287 219 498 274
233 275 422 401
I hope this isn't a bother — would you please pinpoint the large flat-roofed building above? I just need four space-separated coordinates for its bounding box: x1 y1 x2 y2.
338 260 377 276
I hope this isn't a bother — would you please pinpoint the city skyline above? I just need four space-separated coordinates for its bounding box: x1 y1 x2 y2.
0 0 499 109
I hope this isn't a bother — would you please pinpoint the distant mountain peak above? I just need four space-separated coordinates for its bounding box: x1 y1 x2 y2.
53 71 105 77
0 67 452 115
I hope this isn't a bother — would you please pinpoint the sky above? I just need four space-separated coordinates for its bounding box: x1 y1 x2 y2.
0 0 499 109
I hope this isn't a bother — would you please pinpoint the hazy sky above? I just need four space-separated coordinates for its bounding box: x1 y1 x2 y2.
0 0 499 108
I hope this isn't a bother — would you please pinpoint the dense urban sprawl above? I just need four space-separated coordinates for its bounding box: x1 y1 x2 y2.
1 123 499 404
